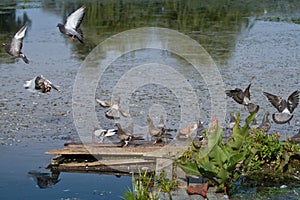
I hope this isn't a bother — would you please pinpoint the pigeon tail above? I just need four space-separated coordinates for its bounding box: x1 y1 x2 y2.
20 52 29 64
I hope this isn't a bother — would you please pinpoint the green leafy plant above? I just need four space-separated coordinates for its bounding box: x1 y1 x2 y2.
176 112 300 196
243 129 300 173
155 170 178 199
123 171 159 200
176 113 256 194
123 170 178 200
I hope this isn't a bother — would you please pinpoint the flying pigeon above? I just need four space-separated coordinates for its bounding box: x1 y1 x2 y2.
24 75 59 93
95 97 131 120
2 24 29 64
57 6 85 44
263 90 299 124
94 128 117 143
225 84 251 105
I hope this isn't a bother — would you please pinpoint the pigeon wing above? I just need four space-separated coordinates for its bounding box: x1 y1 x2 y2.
287 90 299 113
225 88 244 104
263 92 284 112
244 83 251 100
65 6 85 30
10 25 27 55
95 98 112 108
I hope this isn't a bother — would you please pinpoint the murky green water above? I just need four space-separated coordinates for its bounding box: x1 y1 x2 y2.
0 0 300 199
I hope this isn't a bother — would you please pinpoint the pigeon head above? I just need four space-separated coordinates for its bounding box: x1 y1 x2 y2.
42 82 52 93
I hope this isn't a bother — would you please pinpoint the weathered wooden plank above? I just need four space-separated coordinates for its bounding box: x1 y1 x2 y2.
55 159 156 174
60 159 155 167
45 146 166 156
64 143 122 148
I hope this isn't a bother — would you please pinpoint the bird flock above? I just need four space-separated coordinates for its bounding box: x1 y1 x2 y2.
2 6 86 93
94 83 299 146
225 83 299 132
3 6 299 146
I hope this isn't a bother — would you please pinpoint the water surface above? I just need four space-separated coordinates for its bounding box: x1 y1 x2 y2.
0 0 300 199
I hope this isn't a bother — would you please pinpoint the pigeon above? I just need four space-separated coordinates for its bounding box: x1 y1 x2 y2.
115 122 143 146
258 111 271 132
147 117 164 144
115 123 133 146
157 115 167 133
94 129 117 137
24 75 59 93
57 6 85 44
196 119 205 141
228 112 237 129
96 97 131 120
94 128 117 143
176 123 198 139
263 90 299 124
225 84 251 105
2 24 29 64
246 103 260 114
291 129 300 143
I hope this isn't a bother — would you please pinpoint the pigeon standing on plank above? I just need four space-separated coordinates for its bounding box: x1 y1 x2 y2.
57 6 86 44
147 117 164 144
24 75 59 93
115 123 133 147
2 24 29 64
263 90 299 124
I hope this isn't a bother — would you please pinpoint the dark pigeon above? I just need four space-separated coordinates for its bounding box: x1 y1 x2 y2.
2 24 29 64
226 83 251 106
24 75 59 93
57 6 85 44
263 90 299 124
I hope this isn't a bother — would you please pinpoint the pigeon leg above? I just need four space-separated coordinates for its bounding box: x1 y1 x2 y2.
71 35 75 41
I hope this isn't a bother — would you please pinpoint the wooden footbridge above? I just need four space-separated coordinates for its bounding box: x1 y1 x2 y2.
45 141 226 199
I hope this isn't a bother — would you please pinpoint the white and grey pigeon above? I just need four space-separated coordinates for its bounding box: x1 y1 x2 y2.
57 6 85 44
263 90 299 124
24 75 59 93
94 128 117 143
2 24 29 64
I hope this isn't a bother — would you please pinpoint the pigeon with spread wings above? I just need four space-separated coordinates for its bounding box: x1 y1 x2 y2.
24 75 59 93
57 6 85 43
2 24 29 64
263 90 299 124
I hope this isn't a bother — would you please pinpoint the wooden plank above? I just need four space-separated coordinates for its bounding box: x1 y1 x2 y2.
45 146 165 156
143 145 188 158
55 159 156 174
64 143 122 148
60 159 155 167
